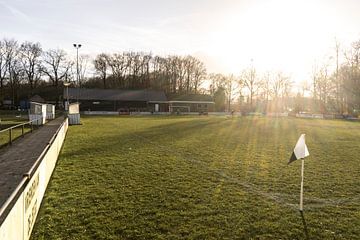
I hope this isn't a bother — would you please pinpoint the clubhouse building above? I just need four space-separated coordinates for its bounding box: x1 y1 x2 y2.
64 88 214 114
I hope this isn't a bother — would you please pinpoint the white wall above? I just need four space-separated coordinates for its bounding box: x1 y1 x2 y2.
46 105 55 120
0 118 68 240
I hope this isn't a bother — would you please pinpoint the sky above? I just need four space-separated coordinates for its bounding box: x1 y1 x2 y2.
1 0 360 85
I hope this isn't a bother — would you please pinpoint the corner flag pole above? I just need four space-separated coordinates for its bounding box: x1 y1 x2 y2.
288 134 309 212
300 158 304 211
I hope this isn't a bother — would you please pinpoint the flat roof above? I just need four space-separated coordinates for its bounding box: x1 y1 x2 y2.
149 101 215 104
65 88 167 102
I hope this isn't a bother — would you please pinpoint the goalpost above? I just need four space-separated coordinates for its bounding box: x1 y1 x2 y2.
169 105 190 113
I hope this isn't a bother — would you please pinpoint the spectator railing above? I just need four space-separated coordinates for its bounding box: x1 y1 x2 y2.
0 118 41 147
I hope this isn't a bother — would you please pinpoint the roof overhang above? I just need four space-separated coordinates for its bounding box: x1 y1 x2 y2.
149 101 215 104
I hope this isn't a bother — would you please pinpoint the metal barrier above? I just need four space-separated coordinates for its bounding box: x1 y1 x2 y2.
0 118 41 147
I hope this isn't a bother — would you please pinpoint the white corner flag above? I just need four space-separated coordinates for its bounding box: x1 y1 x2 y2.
288 134 309 164
288 134 310 212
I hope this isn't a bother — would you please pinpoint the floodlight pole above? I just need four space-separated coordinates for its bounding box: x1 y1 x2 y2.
73 43 82 102
67 85 69 107
300 158 305 211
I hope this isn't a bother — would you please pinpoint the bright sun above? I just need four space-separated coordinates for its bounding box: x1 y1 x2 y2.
204 0 346 83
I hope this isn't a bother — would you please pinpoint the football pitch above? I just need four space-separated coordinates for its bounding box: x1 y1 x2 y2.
31 116 360 239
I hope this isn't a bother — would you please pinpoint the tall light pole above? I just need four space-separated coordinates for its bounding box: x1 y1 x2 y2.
73 43 81 102
250 58 254 109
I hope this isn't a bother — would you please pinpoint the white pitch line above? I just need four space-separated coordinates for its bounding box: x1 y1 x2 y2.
132 132 360 210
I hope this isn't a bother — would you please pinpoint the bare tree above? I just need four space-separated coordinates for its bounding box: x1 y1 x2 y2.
280 74 293 112
0 40 9 95
0 39 24 106
106 53 128 87
271 72 286 99
312 58 336 113
261 72 271 106
41 49 72 87
8 57 24 106
141 53 152 88
241 67 261 109
263 71 290 112
209 73 226 95
151 55 169 91
94 53 108 88
300 80 310 97
192 58 207 94
342 40 360 113
19 41 42 91
223 74 238 111
334 39 341 112
4 39 19 105
78 54 89 86
208 73 237 111
183 56 192 93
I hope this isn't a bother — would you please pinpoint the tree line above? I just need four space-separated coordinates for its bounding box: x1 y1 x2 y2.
0 38 207 106
207 40 360 115
309 40 360 115
0 37 359 115
90 53 206 94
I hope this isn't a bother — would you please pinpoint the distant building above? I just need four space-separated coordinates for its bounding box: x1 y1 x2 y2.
166 94 215 113
29 95 46 103
64 88 167 112
63 88 214 113
1 99 12 109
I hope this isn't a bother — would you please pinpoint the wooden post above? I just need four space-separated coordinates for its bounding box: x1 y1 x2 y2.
300 158 304 211
9 128 12 145
22 124 24 137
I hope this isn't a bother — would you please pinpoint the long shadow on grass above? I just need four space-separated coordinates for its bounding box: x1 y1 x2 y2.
59 118 304 210
60 117 354 210
300 211 310 240
61 117 226 158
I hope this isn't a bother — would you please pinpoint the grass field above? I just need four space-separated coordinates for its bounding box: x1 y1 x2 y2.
31 116 360 239
0 117 30 147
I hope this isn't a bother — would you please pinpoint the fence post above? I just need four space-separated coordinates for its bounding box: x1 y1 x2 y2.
22 124 25 137
9 128 12 145
31 122 33 132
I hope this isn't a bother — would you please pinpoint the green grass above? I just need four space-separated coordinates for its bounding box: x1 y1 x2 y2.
0 117 31 147
31 116 360 239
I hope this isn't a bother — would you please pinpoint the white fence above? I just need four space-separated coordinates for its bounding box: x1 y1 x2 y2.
267 112 289 117
296 113 324 119
0 118 68 240
82 111 350 120
83 111 245 116
83 111 119 115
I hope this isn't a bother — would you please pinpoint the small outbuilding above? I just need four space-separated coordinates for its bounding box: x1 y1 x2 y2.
28 102 47 125
68 103 81 125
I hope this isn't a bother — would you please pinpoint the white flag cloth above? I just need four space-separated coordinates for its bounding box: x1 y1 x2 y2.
289 134 309 164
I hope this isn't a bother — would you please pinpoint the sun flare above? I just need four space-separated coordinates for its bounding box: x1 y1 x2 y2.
204 0 352 83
